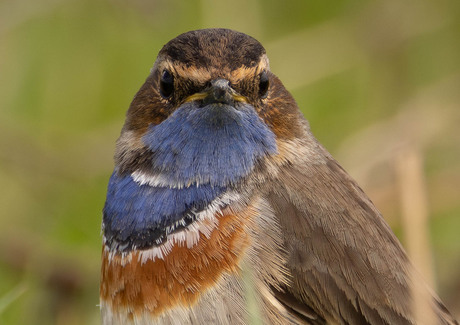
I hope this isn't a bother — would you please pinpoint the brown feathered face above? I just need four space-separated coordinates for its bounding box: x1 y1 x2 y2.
121 29 302 142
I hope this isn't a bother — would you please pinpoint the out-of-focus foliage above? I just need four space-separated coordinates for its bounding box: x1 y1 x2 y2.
0 0 459 324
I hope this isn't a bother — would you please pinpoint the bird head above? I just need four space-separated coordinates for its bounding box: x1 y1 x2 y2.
114 29 305 188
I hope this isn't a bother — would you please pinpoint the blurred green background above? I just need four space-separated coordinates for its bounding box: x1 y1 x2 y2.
0 0 459 324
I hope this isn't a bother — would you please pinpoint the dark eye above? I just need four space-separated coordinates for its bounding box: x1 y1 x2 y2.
258 71 269 98
160 70 174 98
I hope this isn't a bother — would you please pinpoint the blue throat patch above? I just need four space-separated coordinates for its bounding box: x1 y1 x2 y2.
103 102 277 251
142 102 277 187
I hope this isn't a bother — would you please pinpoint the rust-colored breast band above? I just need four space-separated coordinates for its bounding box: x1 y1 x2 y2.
100 207 254 318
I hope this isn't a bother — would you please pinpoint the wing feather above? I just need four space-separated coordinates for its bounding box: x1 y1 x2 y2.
263 134 457 324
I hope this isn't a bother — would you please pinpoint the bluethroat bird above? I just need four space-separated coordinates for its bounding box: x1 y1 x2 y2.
100 29 458 324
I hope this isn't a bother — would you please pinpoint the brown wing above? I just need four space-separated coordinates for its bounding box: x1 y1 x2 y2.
264 137 458 324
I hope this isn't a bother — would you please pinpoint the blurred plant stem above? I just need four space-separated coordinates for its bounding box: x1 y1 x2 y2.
0 283 27 315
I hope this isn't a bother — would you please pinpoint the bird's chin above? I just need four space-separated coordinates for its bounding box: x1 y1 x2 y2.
195 100 241 110
177 101 250 126
203 102 234 110
201 103 238 115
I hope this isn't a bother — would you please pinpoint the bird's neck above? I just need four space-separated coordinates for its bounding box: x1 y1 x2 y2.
103 103 277 254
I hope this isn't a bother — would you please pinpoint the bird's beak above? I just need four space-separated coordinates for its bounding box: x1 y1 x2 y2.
184 79 247 104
